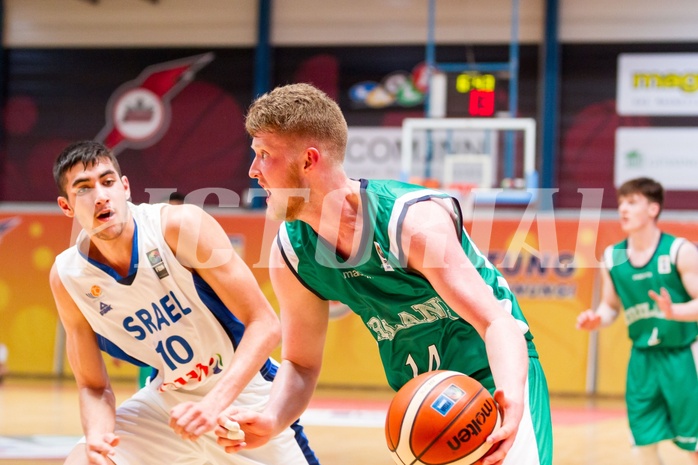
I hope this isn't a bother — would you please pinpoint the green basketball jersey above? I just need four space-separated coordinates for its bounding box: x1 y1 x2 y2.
605 233 698 349
277 179 537 391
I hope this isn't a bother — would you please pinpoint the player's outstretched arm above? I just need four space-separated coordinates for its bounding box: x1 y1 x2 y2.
649 241 698 321
162 204 282 441
576 266 620 331
216 241 330 453
400 199 526 465
49 264 119 465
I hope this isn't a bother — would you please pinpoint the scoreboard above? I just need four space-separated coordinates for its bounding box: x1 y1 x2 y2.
446 72 504 117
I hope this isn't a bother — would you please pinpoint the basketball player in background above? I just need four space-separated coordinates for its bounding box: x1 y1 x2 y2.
216 83 553 465
577 177 698 465
49 140 318 465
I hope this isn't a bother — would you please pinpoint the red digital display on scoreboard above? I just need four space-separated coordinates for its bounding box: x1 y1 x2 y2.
447 72 499 117
469 90 495 116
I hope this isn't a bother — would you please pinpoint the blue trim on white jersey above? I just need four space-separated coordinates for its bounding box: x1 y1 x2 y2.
84 219 140 283
260 358 277 382
191 273 278 381
291 419 320 465
192 273 243 347
96 333 148 367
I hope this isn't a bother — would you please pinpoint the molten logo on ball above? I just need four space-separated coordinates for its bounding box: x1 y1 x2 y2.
447 398 497 450
385 370 500 465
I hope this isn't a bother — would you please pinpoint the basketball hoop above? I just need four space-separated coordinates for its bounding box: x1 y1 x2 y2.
400 117 539 206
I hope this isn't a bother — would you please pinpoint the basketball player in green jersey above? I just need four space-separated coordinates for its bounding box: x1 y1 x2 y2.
577 177 698 465
214 83 553 465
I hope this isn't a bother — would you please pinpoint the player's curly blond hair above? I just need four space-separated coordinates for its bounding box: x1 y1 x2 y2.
245 83 348 163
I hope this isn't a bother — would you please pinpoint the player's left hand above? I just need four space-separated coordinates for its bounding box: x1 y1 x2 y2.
649 287 674 319
478 389 522 465
169 399 220 441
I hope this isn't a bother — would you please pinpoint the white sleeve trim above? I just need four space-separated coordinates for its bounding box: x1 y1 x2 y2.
670 237 686 265
387 189 454 263
277 223 300 273
603 245 615 269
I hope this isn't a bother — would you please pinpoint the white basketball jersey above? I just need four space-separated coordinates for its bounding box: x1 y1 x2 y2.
55 202 276 398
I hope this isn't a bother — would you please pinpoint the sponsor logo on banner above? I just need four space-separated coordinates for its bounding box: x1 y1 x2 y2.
349 63 426 109
345 127 495 181
489 249 578 300
96 53 214 154
615 127 698 190
617 53 698 115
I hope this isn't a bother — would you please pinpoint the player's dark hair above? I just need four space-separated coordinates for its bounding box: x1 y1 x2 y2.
617 177 664 217
168 192 186 204
53 140 122 197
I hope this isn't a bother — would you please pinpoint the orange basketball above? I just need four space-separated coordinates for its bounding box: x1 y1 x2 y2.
385 370 500 465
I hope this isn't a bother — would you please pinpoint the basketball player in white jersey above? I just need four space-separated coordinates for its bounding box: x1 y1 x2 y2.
50 140 319 465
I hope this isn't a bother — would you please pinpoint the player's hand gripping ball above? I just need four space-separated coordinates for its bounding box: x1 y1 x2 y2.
385 370 500 465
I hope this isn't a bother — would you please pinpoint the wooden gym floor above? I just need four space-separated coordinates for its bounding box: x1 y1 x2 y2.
0 377 692 465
